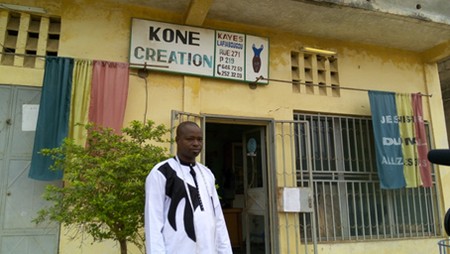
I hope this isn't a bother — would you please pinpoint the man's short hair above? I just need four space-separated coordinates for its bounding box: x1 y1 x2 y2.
176 121 200 139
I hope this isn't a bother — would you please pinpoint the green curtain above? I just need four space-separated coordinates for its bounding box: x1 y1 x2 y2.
29 57 74 181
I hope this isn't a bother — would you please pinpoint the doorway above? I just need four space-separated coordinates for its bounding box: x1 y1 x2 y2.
205 122 270 254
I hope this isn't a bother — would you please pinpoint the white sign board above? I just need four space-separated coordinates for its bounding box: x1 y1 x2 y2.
22 104 39 131
278 187 313 213
129 19 269 84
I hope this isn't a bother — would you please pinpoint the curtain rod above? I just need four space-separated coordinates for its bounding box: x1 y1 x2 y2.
255 76 433 97
0 51 47 59
0 43 436 97
0 50 167 69
0 46 169 69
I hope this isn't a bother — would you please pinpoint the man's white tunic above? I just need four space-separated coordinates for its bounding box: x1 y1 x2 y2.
145 157 232 254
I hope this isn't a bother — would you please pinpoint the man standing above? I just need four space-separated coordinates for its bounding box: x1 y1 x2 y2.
145 121 232 254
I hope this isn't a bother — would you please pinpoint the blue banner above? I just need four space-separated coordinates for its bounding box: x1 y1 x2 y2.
368 91 406 189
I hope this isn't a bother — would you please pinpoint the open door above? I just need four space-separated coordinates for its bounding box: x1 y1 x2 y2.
173 113 272 253
243 127 270 254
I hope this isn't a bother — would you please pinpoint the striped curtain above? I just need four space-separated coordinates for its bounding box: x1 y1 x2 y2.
29 57 129 181
368 91 432 189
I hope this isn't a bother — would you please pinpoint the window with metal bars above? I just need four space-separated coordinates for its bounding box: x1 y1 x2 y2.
294 112 441 242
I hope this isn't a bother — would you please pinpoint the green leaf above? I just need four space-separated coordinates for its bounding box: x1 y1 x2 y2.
34 120 171 252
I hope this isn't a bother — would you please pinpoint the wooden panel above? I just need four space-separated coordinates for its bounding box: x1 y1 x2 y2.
223 208 243 249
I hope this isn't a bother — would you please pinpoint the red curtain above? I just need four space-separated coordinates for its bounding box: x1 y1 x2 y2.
89 61 129 133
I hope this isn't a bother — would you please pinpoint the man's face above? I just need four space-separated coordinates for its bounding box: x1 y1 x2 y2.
177 124 203 162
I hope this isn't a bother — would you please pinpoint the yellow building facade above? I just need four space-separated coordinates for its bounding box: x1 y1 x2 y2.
1 0 449 254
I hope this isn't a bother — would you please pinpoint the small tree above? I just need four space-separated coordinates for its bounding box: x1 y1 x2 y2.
34 120 171 254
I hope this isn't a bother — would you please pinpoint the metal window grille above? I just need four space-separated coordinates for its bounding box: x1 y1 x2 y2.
294 113 441 242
